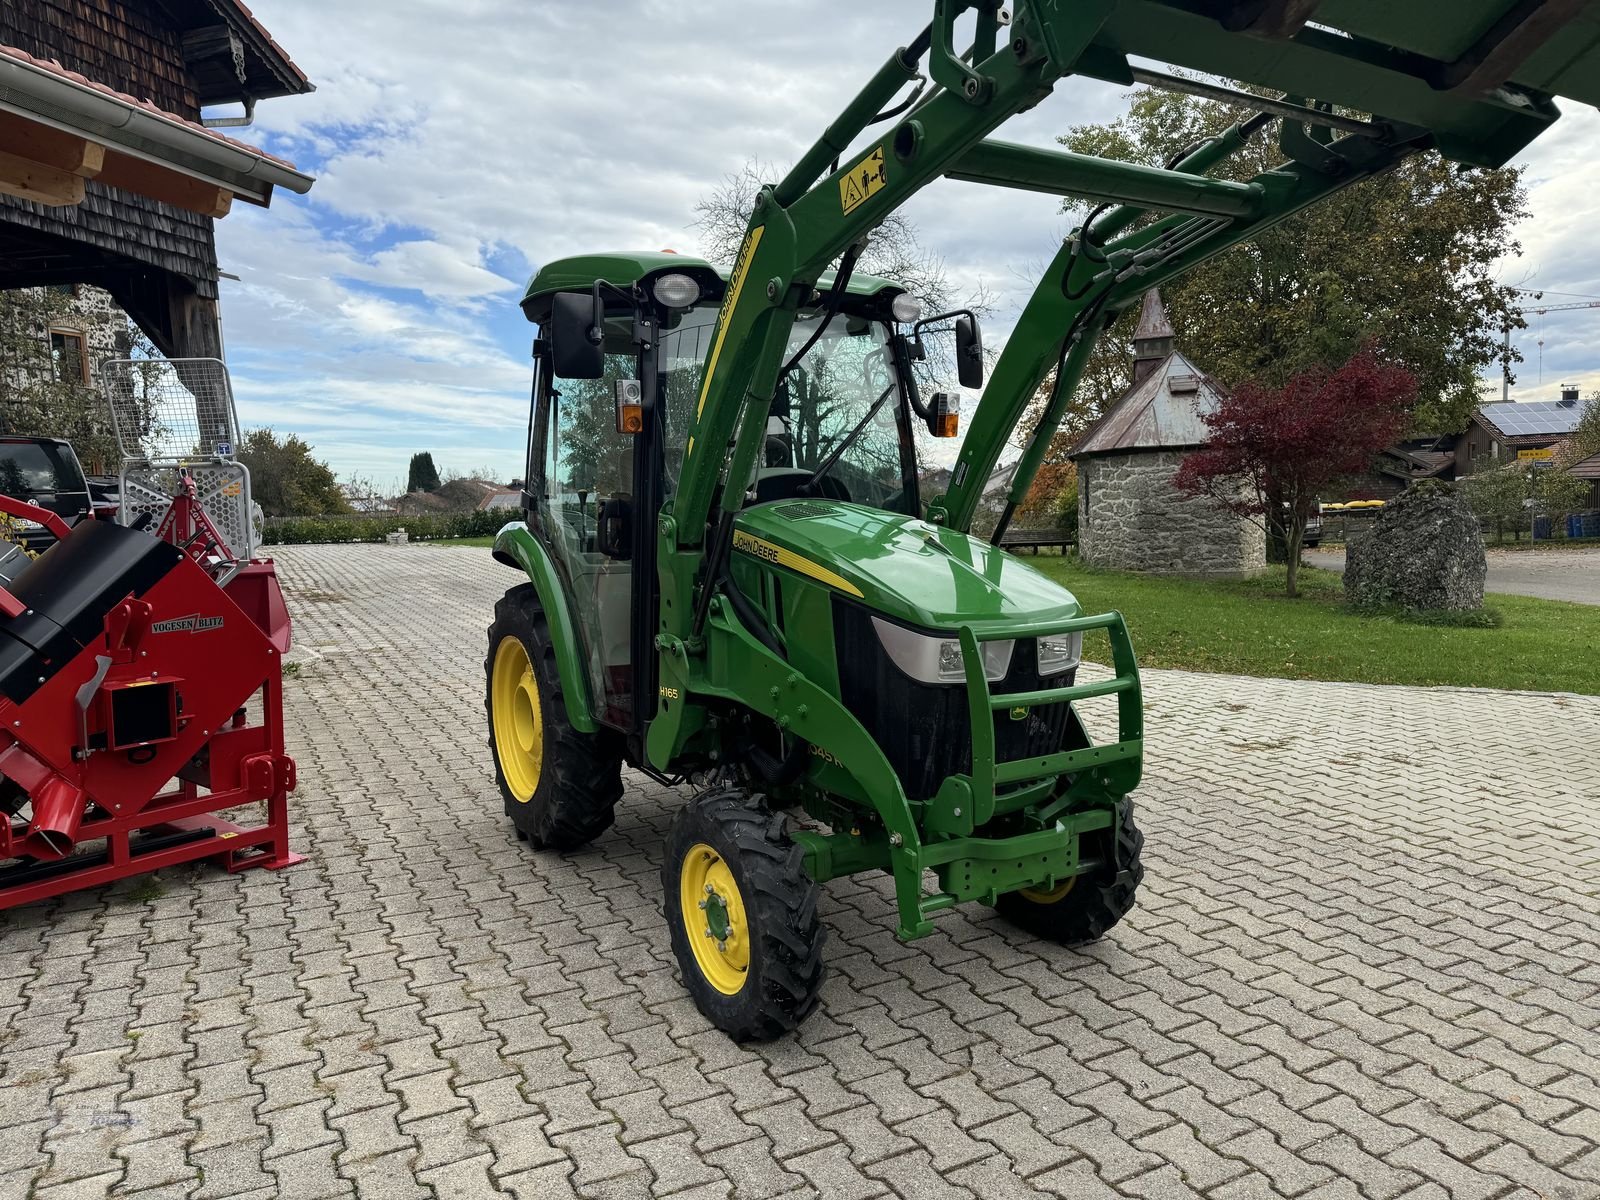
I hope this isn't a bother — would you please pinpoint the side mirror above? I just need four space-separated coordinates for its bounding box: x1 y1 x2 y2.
911 309 984 388
955 314 984 389
596 496 633 560
550 292 605 380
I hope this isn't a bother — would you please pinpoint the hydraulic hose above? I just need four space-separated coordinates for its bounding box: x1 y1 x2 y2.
717 568 785 659
779 240 865 380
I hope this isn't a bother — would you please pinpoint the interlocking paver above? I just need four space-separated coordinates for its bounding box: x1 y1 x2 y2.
0 543 1595 1199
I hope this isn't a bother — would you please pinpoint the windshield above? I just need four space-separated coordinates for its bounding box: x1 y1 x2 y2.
657 303 915 514
0 441 84 496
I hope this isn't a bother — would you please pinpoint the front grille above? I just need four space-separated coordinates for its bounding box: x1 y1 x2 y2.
832 600 1081 802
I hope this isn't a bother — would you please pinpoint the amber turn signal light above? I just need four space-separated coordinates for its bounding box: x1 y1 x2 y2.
615 379 644 435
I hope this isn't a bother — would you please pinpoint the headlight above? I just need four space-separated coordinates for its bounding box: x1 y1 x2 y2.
890 293 923 324
1037 631 1082 676
872 616 1011 684
652 272 701 309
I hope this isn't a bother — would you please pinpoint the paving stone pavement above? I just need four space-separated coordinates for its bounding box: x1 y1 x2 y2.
2 541 1598 1200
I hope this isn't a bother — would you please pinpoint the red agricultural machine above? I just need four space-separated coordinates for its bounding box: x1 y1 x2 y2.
0 358 302 908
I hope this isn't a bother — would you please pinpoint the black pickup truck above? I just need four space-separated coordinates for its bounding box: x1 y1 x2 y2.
0 436 94 553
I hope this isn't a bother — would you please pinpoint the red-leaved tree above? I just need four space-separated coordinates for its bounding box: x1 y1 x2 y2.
1173 348 1416 597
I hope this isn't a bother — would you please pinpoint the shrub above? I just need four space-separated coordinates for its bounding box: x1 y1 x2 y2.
262 508 509 546
1054 479 1079 539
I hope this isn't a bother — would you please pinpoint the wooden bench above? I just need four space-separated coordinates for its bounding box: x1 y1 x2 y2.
996 528 1074 554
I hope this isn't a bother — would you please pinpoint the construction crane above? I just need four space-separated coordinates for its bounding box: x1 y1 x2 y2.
1502 290 1600 401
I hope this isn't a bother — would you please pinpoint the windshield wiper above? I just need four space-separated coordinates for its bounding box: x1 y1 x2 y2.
795 382 896 497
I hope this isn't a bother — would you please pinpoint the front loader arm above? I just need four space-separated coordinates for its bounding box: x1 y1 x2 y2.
663 0 1599 639
935 115 1428 533
669 3 1090 556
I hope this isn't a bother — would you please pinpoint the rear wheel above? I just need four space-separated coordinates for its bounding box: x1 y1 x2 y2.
994 798 1143 944
486 584 622 850
662 787 825 1041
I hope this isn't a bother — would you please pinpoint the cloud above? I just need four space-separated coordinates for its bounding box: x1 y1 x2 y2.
214 2 1600 486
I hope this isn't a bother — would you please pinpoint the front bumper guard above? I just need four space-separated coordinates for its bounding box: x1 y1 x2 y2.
796 609 1144 939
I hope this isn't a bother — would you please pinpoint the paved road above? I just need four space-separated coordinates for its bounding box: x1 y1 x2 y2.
2 542 1598 1199
1306 546 1600 606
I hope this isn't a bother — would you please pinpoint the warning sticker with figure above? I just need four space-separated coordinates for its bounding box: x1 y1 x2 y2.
840 145 887 215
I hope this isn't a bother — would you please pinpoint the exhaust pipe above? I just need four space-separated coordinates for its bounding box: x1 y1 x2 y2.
21 775 86 861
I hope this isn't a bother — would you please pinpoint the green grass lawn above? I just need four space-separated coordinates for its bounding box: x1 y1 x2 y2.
435 536 1597 694
1032 558 1600 695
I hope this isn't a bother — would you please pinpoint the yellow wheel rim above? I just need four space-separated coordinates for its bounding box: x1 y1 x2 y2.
1019 874 1077 905
491 636 543 802
678 842 750 996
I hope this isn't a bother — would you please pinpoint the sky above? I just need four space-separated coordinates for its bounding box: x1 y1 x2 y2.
214 1 1600 493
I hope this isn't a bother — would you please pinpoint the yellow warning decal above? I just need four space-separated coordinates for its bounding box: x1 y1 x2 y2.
840 145 887 215
694 224 765 425
732 530 863 598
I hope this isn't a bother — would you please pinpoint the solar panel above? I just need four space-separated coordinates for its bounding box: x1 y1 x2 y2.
1480 401 1583 436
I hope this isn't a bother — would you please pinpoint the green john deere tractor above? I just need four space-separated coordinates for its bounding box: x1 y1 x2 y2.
487 1 1600 1038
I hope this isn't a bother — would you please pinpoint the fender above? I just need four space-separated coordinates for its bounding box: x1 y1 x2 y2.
491 521 599 734
653 594 937 937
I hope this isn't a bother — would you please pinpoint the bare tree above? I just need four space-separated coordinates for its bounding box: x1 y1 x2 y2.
692 160 971 316
693 160 995 482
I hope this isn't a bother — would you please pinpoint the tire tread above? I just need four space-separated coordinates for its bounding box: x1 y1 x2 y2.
995 798 1144 944
663 787 825 1041
485 584 623 851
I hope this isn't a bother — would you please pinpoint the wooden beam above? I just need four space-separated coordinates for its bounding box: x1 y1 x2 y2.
0 149 86 206
182 25 245 68
96 150 234 218
0 112 105 177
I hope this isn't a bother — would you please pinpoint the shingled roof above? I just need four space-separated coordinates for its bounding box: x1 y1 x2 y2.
1071 290 1225 458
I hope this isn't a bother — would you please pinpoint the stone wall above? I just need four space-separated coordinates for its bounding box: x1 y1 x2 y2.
1078 450 1265 575
1 284 130 393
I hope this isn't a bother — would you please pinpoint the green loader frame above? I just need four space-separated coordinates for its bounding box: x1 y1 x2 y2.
488 0 1600 1038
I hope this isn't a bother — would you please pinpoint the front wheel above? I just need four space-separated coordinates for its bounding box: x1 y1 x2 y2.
994 798 1143 944
662 788 825 1041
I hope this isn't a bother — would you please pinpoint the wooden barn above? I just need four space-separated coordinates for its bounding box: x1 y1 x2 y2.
0 0 315 358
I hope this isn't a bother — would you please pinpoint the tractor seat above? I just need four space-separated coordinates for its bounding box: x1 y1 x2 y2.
753 469 849 505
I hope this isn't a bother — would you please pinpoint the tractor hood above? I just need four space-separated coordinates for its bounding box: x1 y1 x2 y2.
732 500 1080 631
